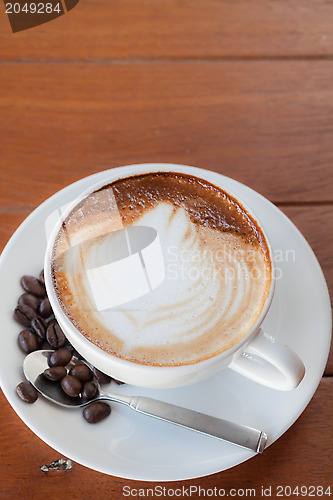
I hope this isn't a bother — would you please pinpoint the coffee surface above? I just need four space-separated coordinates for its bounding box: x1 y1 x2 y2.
51 172 272 366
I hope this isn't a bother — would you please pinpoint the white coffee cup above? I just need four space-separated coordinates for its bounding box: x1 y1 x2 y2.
44 164 305 390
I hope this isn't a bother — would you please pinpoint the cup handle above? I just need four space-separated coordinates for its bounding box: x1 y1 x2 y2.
229 328 305 390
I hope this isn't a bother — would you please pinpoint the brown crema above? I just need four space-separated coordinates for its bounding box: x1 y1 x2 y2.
98 172 266 249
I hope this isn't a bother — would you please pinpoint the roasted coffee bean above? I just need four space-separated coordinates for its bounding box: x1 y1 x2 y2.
61 375 82 397
18 293 40 312
39 269 45 285
48 348 72 367
39 298 52 318
69 363 92 382
43 366 67 381
13 304 37 327
20 275 46 298
39 340 53 350
47 318 57 326
63 342 75 354
46 323 66 348
81 381 98 400
83 402 111 424
31 316 47 339
16 381 38 403
18 330 39 353
92 367 112 385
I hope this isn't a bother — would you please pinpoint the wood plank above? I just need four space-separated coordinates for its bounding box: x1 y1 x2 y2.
1 1 333 60
0 378 331 497
1 61 333 207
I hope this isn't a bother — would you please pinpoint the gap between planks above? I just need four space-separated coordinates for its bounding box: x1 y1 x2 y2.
2 55 333 65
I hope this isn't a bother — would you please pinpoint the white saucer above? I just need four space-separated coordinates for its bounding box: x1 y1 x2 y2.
0 165 331 481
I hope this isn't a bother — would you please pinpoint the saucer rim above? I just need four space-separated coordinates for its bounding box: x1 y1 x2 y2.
0 164 331 481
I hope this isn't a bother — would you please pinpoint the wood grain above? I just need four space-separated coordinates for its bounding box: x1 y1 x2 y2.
1 0 333 494
1 1 333 60
0 378 331 499
1 61 333 208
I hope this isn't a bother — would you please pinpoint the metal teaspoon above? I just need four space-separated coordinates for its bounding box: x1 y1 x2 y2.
23 350 267 453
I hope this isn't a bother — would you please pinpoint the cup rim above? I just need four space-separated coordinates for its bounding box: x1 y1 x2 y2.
44 163 275 374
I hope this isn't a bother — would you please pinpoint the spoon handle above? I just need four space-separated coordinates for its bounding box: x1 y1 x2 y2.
101 393 267 453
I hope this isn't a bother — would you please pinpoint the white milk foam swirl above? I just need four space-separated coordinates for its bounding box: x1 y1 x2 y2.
55 202 270 365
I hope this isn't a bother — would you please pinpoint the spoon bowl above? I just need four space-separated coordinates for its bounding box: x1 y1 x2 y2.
23 350 267 453
24 350 94 407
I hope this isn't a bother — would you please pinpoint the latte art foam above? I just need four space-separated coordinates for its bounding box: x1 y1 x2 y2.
52 173 272 366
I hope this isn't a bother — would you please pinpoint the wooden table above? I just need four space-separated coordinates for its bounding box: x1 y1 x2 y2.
0 2 332 498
